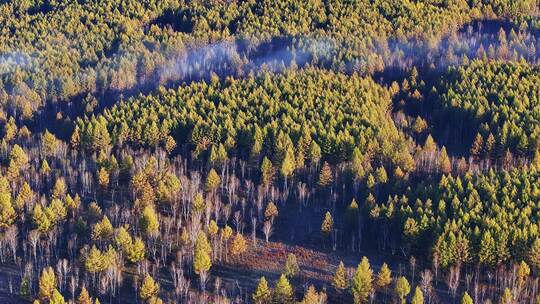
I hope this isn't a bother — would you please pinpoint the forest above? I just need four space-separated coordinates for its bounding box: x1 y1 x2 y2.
1 0 540 303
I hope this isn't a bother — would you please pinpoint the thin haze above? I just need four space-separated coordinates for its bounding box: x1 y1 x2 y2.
1 20 540 104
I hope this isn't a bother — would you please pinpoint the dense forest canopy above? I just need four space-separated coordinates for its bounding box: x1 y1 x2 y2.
437 60 540 158
0 0 536 119
0 0 539 304
77 68 414 170
370 167 540 270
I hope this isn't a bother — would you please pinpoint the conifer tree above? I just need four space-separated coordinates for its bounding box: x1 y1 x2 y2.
78 286 92 304
145 121 160 147
284 253 299 277
517 261 530 289
33 204 52 233
273 274 294 304
395 276 411 304
52 178 67 200
139 275 159 301
140 206 160 236
194 233 212 286
42 130 59 157
85 246 107 274
260 157 275 186
332 261 348 290
192 192 205 213
49 199 67 223
92 119 111 151
222 225 233 242
8 144 28 179
280 147 296 181
115 227 133 251
411 287 424 304
20 277 30 298
376 263 392 289
0 190 16 230
71 126 81 149
50 289 66 304
91 216 114 241
15 182 33 211
375 166 388 184
424 135 436 153
230 233 247 256
40 159 51 175
97 168 109 188
351 147 366 179
412 117 428 134
321 212 333 237
208 220 219 237
205 168 221 192
300 285 326 304
366 174 376 189
39 267 57 300
216 144 228 162
471 133 484 160
3 117 17 142
309 142 321 164
164 136 176 153
253 277 271 304
317 161 333 187
461 292 473 304
352 257 373 304
500 288 512 304
479 230 496 267
126 237 146 263
439 147 451 174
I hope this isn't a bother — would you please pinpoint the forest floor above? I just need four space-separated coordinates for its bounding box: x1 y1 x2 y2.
211 197 414 304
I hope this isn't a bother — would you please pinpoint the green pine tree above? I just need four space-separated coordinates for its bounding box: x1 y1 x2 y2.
253 277 271 304
395 276 410 304
411 287 424 304
273 274 294 304
352 257 373 304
